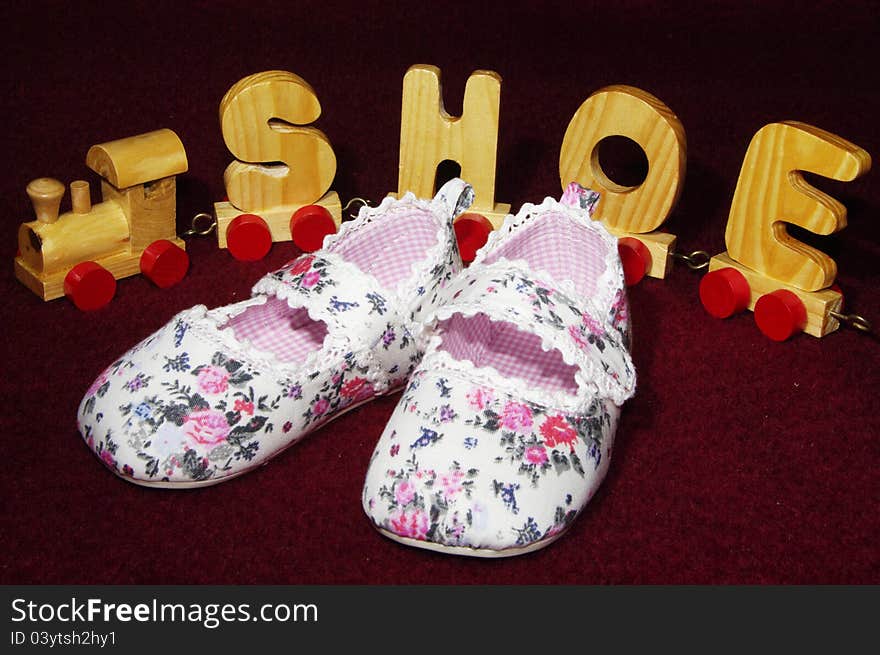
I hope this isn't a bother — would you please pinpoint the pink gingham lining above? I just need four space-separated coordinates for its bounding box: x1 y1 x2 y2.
482 213 608 300
439 313 580 394
225 298 327 364
426 203 635 410
328 213 438 291
225 210 442 365
472 190 625 333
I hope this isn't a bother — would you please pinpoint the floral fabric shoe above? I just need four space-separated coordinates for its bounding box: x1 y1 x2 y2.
362 183 636 556
78 179 474 487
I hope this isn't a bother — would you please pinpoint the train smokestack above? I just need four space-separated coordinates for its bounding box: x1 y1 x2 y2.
26 177 65 224
70 180 92 214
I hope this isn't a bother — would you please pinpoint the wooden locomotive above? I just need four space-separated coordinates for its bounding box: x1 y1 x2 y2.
212 70 343 261
14 129 190 310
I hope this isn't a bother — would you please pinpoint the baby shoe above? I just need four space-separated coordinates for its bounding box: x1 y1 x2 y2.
77 179 474 487
362 183 636 556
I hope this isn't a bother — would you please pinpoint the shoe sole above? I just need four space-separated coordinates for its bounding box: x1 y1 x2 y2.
107 389 399 489
375 524 571 558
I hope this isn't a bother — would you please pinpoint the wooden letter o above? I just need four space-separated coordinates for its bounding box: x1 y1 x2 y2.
559 85 686 234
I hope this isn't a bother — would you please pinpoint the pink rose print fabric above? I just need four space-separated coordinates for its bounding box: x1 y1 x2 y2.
78 179 473 486
363 185 636 556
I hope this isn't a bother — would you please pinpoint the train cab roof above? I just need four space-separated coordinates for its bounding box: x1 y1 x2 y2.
86 128 188 189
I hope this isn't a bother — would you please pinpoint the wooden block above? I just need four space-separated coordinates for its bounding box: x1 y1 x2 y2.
99 176 178 250
220 71 336 211
14 237 186 301
606 228 677 279
725 121 871 292
17 200 129 275
472 202 511 230
86 129 188 189
214 191 342 249
560 85 686 234
396 64 508 219
708 252 843 337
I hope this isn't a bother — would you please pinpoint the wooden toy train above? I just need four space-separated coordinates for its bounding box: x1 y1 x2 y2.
13 67 873 340
13 72 345 310
14 129 190 310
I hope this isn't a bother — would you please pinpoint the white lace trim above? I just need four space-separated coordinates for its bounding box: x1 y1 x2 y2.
321 178 471 317
170 181 472 390
471 194 626 329
185 300 394 394
178 253 392 388
423 291 634 410
181 296 337 374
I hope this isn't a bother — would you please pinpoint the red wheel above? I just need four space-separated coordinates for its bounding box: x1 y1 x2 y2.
227 214 272 261
699 267 751 318
754 290 807 341
140 239 189 288
290 205 336 252
64 262 116 311
617 237 651 286
454 213 493 264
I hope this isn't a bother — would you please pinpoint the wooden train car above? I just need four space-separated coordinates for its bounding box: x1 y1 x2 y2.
392 65 510 263
14 129 190 310
559 85 687 287
698 121 871 340
212 70 343 261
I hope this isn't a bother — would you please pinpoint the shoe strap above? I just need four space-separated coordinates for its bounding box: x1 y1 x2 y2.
251 251 408 357
431 177 475 219
426 259 636 407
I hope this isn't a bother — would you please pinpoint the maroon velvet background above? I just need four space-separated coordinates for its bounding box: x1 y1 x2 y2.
2 1 877 584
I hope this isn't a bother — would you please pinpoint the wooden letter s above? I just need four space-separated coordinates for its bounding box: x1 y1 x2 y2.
220 70 336 211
